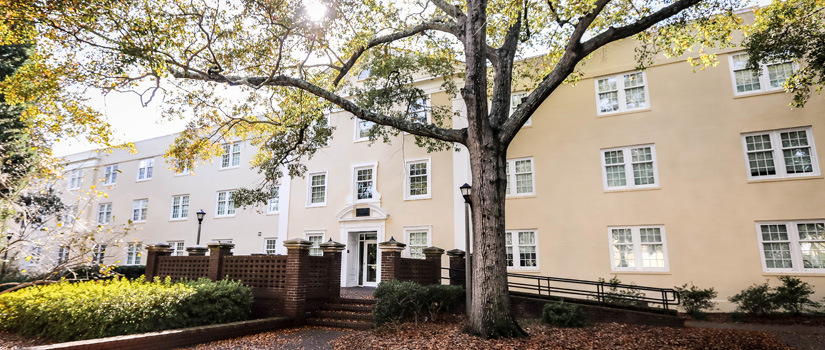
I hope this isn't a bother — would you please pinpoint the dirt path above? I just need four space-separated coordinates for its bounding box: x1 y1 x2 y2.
686 321 825 350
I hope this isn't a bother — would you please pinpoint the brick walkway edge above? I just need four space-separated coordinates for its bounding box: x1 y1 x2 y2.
27 317 294 350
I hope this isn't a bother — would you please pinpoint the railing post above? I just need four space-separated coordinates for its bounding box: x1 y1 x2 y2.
446 249 466 286
207 242 234 281
422 246 445 285
144 243 172 281
320 239 346 300
283 238 312 322
378 237 405 282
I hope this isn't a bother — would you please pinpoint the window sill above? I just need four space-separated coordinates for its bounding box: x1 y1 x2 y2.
762 272 824 276
353 138 370 144
169 218 188 222
506 194 537 200
596 108 652 119
174 173 192 177
733 88 786 99
747 175 823 184
506 267 540 271
135 178 152 182
610 270 671 275
213 215 236 219
404 195 432 201
306 204 327 208
266 211 280 216
218 166 240 171
603 187 661 194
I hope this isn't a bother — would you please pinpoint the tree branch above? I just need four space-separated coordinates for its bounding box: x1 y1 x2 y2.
171 69 467 144
431 0 465 18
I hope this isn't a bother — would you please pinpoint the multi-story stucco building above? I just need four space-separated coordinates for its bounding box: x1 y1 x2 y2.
50 36 824 310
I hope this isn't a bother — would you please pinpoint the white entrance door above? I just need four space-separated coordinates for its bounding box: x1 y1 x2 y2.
357 232 378 287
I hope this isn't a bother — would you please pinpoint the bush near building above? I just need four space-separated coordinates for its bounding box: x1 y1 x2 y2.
729 276 820 316
373 280 464 326
541 301 589 328
674 283 717 320
0 277 252 342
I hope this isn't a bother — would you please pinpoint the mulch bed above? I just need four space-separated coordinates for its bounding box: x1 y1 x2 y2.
330 317 792 350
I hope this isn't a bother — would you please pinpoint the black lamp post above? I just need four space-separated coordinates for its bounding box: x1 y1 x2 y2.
1 233 11 276
459 183 472 312
195 209 206 245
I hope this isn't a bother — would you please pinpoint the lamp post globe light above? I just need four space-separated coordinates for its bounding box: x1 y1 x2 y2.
460 183 472 311
195 209 206 245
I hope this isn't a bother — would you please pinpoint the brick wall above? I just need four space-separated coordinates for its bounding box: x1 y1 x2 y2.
511 294 684 328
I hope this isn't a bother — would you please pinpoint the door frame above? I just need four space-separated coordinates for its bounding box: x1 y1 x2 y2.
356 232 379 287
340 221 385 287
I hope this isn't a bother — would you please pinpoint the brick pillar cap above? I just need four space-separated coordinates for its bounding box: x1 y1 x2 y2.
186 246 208 252
320 239 345 252
446 249 466 257
422 246 445 256
206 242 235 249
283 238 312 250
378 236 406 251
147 244 173 253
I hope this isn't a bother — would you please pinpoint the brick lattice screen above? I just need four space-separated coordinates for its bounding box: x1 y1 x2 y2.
223 255 288 289
395 257 437 285
156 256 210 280
306 256 330 298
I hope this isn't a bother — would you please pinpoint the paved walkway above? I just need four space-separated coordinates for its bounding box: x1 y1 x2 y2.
176 326 359 350
686 321 825 350
340 286 375 299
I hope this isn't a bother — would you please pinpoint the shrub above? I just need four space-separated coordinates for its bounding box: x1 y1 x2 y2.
674 283 717 318
598 277 647 307
728 282 776 315
112 265 146 280
373 280 463 326
730 311 745 323
541 301 589 328
773 276 819 315
0 277 252 341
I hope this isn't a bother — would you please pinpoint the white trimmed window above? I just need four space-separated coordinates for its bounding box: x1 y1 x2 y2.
757 221 825 273
174 161 191 176
354 164 376 201
596 71 648 114
170 195 189 220
168 241 185 256
57 245 69 264
103 165 118 185
405 227 431 259
131 199 148 222
221 142 241 169
126 242 142 265
405 159 431 200
264 238 278 254
92 244 106 264
409 97 429 124
268 187 280 213
307 233 324 256
215 190 236 217
97 203 112 224
61 205 77 225
505 230 538 268
601 145 659 190
137 158 154 180
67 169 83 190
741 127 820 180
355 118 374 141
729 53 795 95
608 226 668 271
307 172 327 206
509 92 532 126
505 158 535 196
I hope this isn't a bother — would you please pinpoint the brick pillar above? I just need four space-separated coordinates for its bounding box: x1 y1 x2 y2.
283 238 312 322
422 246 445 285
446 249 466 286
207 243 234 281
378 237 406 283
186 246 208 256
320 239 346 300
144 244 172 280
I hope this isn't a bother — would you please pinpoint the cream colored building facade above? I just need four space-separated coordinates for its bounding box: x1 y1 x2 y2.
51 38 824 310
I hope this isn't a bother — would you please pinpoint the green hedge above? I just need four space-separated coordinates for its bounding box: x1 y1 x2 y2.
373 280 464 326
0 277 252 341
541 301 589 328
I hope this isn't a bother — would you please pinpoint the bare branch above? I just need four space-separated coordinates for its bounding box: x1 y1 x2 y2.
431 0 465 18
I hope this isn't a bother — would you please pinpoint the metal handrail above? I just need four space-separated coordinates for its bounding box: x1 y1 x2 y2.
441 267 680 312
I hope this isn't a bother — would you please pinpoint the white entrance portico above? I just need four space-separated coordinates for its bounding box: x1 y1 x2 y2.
336 204 388 287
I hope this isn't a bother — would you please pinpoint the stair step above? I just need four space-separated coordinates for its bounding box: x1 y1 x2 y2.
336 298 377 305
307 318 373 330
315 310 374 321
321 303 374 312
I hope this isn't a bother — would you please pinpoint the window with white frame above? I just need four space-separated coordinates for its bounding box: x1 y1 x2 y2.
601 145 658 190
221 142 241 168
307 233 324 256
409 97 429 124
67 169 83 189
608 226 668 271
308 172 327 206
174 161 191 175
741 127 820 180
92 244 106 264
596 72 648 114
168 241 185 256
137 158 154 180
509 92 532 126
355 118 375 141
131 199 148 222
170 195 189 220
505 158 535 196
126 242 142 265
215 190 236 216
354 165 375 201
61 205 77 225
268 187 280 213
57 245 69 264
406 228 430 259
729 53 795 95
757 221 824 273
264 238 278 254
103 164 118 185
405 159 431 199
97 203 112 224
505 230 538 268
